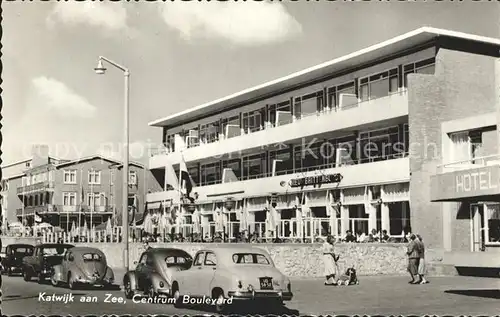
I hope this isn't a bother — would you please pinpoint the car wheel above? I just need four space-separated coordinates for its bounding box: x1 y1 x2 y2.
68 273 77 290
124 278 134 299
23 268 31 282
172 285 182 308
51 273 60 287
213 291 226 313
38 272 45 284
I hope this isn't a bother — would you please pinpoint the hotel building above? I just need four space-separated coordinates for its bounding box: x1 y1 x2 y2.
1 145 162 231
147 28 500 267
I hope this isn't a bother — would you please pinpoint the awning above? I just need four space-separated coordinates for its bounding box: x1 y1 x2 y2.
430 165 500 202
148 202 161 209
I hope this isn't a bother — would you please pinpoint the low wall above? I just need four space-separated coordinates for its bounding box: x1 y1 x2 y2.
0 237 449 278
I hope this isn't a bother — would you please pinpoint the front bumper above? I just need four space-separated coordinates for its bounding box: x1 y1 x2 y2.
76 277 114 286
227 290 293 301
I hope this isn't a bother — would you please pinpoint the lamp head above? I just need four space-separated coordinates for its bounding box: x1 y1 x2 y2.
94 59 106 75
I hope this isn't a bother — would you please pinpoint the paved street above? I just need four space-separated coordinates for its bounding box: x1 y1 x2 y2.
2 273 499 315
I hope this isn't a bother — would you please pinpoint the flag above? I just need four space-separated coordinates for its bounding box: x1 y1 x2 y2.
179 154 195 198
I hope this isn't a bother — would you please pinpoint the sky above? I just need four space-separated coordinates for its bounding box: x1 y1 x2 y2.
2 1 499 166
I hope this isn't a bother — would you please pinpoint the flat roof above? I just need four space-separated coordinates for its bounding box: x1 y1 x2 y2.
149 27 500 128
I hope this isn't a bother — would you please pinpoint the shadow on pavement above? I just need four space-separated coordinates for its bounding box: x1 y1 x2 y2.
180 303 300 316
445 289 500 299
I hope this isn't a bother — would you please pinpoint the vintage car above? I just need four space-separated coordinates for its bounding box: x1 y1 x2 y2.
170 246 293 312
50 246 114 290
1 244 34 276
123 248 193 299
22 243 74 283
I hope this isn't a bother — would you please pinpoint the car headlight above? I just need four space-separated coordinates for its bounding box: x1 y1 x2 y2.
159 281 164 288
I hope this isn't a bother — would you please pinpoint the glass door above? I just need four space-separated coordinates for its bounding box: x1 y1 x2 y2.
470 203 485 252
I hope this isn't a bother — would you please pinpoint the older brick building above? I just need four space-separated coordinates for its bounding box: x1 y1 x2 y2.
1 145 162 231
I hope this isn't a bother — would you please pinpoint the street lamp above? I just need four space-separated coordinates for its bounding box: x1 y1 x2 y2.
94 56 130 271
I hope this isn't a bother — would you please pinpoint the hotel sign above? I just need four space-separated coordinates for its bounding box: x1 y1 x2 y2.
430 165 500 202
290 173 343 188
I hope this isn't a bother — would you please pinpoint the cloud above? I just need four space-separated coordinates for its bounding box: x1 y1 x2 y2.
47 2 128 32
31 76 97 118
158 2 302 46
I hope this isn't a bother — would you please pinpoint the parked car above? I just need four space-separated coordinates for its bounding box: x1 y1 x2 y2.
50 246 114 290
170 246 293 312
22 243 74 283
1 244 34 276
123 248 193 299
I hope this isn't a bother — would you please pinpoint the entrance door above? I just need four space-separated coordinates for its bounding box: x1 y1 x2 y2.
470 203 485 252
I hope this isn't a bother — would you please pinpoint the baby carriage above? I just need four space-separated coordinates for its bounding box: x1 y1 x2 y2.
337 267 359 286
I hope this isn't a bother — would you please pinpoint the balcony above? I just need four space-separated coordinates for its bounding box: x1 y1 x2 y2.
430 154 500 202
17 181 55 195
16 204 113 217
148 156 409 204
150 92 408 169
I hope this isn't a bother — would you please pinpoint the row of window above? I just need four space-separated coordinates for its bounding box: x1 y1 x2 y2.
62 169 138 185
163 58 434 151
62 192 110 207
178 124 409 187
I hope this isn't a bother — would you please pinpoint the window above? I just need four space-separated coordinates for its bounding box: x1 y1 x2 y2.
63 192 77 206
88 170 101 184
232 253 270 264
87 192 105 208
221 116 240 139
63 170 77 184
294 141 324 172
449 131 472 164
199 121 219 144
186 128 199 148
222 159 241 181
242 153 267 180
166 134 176 152
193 252 204 266
268 100 292 127
269 149 293 176
403 123 409 155
242 108 265 133
294 91 324 119
129 170 137 185
204 252 217 266
486 203 500 244
336 136 357 166
359 68 398 102
201 162 222 186
83 253 102 262
403 58 435 87
359 126 400 163
188 165 199 186
389 201 411 236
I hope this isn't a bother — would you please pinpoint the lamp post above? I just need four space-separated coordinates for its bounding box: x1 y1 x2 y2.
94 56 130 271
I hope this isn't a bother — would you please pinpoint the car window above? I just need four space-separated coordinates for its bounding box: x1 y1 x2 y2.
204 252 217 266
13 247 32 255
232 253 270 265
193 252 204 266
139 253 147 264
83 253 102 262
68 252 74 262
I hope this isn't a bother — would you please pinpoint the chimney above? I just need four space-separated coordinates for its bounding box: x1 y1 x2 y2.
31 144 50 167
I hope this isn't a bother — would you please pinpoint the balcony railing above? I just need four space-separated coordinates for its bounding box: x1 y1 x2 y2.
16 204 113 216
151 91 408 158
17 181 55 194
437 154 500 174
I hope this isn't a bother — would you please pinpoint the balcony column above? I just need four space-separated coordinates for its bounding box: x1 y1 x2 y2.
366 203 377 232
381 203 390 233
247 211 256 234
340 205 349 236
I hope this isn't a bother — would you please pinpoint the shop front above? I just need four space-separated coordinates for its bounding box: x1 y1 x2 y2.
430 165 500 268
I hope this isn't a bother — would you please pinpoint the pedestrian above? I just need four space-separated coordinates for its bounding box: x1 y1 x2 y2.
416 234 429 284
322 235 340 285
406 234 421 284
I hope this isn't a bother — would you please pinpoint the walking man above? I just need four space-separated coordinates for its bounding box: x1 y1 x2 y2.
406 234 421 284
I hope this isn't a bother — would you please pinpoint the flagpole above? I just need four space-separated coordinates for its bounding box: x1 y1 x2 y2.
79 169 82 232
91 171 94 242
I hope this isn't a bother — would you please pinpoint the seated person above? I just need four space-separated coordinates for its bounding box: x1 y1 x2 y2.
381 230 390 242
344 230 356 243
